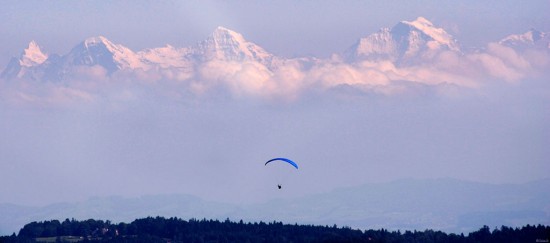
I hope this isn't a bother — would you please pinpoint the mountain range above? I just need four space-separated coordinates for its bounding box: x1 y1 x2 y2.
0 26 281 82
1 178 548 236
2 17 548 82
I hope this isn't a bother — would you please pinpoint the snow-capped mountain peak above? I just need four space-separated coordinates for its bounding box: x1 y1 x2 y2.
400 17 458 50
345 17 460 63
193 26 273 64
0 41 48 79
20 40 48 67
211 26 246 43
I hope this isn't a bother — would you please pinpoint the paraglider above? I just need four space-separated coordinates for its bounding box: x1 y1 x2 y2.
264 158 298 169
265 158 298 189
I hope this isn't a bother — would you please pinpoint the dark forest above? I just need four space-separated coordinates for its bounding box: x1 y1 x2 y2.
1 217 549 243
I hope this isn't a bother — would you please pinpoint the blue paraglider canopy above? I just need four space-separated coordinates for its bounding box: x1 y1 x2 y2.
265 158 298 169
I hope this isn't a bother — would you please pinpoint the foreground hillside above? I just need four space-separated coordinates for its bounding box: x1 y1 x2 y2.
1 217 548 243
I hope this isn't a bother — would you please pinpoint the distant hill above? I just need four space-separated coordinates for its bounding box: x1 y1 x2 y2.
1 178 549 236
243 178 550 233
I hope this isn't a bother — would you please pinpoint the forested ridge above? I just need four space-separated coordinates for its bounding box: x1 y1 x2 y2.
1 217 548 243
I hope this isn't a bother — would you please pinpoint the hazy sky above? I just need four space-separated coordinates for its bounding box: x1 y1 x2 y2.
1 0 549 207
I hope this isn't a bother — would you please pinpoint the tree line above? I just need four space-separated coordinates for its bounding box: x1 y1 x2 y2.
0 217 548 242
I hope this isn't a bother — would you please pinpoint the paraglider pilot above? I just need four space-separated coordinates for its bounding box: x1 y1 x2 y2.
265 158 298 191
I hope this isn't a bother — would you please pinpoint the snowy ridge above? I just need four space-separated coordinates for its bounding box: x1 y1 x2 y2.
499 29 549 49
139 45 191 69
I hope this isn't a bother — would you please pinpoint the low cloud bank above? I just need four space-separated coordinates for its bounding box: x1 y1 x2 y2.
1 42 548 109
